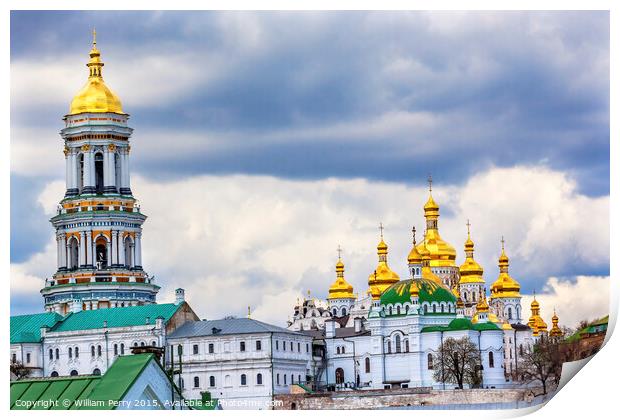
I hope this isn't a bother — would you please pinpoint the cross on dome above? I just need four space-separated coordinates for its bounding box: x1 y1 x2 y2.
379 222 384 239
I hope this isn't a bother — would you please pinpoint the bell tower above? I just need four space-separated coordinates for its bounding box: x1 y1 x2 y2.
41 31 160 314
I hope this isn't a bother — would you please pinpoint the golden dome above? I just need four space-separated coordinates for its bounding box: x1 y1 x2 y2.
416 182 457 267
368 233 400 300
458 221 485 284
328 257 355 300
501 322 514 330
68 30 124 116
407 226 423 265
527 295 548 336
476 295 490 312
549 309 563 337
490 238 521 299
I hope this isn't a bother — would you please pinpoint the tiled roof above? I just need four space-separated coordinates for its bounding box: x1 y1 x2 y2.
49 304 180 332
10 354 156 410
168 317 304 339
10 312 64 344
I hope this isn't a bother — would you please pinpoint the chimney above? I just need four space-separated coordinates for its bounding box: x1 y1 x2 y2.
325 319 336 338
40 325 49 339
155 316 164 330
354 317 362 333
175 288 185 305
71 299 82 313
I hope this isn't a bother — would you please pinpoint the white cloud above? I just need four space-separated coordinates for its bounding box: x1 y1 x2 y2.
11 165 609 327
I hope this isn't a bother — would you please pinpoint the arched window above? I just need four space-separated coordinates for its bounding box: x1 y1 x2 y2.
69 347 73 358
194 376 200 388
209 376 215 387
507 307 513 320
427 353 433 370
152 341 157 347
284 375 287 385
120 343 125 355
70 370 78 376
55 348 59 359
124 236 133 268
93 368 101 376
114 344 118 356
91 346 95 357
75 347 79 358
489 352 495 368
257 373 263 385
396 306 401 315
276 374 280 385
336 347 340 354
333 309 337 316
405 340 409 353
388 307 393 316
432 303 437 312
68 237 79 269
208 343 214 353
51 371 59 377
341 308 346 316
387 341 392 354
335 368 344 384
97 345 102 357
95 237 108 269
49 349 53 360
395 335 401 353
365 357 371 373
241 374 247 386
94 153 104 194
463 291 468 301
140 342 145 347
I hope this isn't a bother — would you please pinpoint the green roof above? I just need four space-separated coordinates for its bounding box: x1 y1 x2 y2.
420 317 501 333
566 315 609 343
11 354 157 410
50 303 179 332
380 278 456 309
11 312 64 344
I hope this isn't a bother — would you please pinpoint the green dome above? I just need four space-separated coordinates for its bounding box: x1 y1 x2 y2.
421 318 502 333
380 278 456 307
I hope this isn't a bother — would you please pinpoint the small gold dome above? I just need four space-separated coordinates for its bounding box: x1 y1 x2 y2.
328 254 354 300
490 239 521 299
68 32 124 115
368 235 400 300
527 296 548 335
416 189 456 267
407 227 423 265
459 222 485 285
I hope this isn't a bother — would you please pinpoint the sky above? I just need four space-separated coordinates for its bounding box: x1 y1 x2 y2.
10 11 610 328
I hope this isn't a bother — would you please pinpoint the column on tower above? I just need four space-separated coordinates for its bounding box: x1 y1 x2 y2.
103 144 117 193
134 232 142 269
106 233 113 269
59 234 67 270
82 145 96 194
79 232 87 267
118 233 126 267
85 231 94 268
65 148 78 197
110 230 118 266
119 147 131 195
56 234 62 269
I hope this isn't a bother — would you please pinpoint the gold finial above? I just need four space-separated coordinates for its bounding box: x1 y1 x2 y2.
427 174 433 193
466 219 471 238
501 235 505 251
247 306 251 319
92 27 97 47
337 244 342 260
412 226 417 245
379 222 384 239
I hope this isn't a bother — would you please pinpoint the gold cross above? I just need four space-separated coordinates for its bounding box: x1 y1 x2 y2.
501 235 505 250
411 226 416 244
466 219 471 236
379 222 384 239
427 174 433 193
337 245 342 260
92 28 97 46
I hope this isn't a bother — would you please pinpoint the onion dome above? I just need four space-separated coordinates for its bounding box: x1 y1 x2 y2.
407 226 423 265
68 30 124 115
490 238 521 299
549 309 563 337
415 177 457 267
527 296 548 336
380 277 456 308
367 227 400 300
472 294 501 324
327 256 355 300
458 221 485 284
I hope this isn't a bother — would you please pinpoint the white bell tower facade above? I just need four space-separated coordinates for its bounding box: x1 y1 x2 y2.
41 32 159 314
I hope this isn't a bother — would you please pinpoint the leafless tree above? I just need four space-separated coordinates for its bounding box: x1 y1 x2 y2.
10 360 32 380
432 336 482 389
518 338 561 395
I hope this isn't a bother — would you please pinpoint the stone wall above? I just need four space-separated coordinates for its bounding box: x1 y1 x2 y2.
274 387 542 410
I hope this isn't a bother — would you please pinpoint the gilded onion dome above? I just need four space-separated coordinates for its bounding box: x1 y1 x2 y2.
527 296 548 336
549 309 563 337
327 256 355 300
458 221 485 284
415 178 457 267
490 238 521 299
472 294 500 324
407 227 423 265
68 30 124 115
368 228 400 300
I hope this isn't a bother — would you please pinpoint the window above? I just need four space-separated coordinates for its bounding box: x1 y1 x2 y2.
240 341 246 352
193 344 199 355
75 347 79 358
241 374 247 386
94 152 104 194
489 352 495 368
405 340 409 353
49 349 53 360
177 344 183 356
194 376 200 388
427 353 433 370
12 353 16 363
387 341 391 354
395 335 401 353
507 307 513 320
69 347 73 358
208 343 214 354
298 374 301 384
55 348 59 360
306 343 309 353
93 368 101 376
290 342 293 351
152 341 157 347
257 373 263 385
256 340 262 351
337 347 340 354
284 374 287 385
291 374 294 384
114 344 118 356
51 371 59 377
97 345 102 357
432 303 437 312
26 353 31 364
91 346 95 357
121 343 125 355
209 376 215 387
276 374 280 385
140 341 145 347
298 342 301 352
365 357 371 373
276 341 279 350
70 370 78 376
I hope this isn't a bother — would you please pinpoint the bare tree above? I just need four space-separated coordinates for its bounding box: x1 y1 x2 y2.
518 339 561 395
432 337 482 389
10 360 32 380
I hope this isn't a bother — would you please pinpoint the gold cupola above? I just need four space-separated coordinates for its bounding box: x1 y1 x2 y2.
472 294 500 324
368 224 400 300
490 238 521 299
527 295 548 336
407 226 423 265
415 176 457 267
549 309 563 337
68 29 124 115
458 220 485 284
327 248 355 300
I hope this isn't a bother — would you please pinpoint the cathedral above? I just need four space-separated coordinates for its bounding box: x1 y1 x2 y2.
287 182 559 389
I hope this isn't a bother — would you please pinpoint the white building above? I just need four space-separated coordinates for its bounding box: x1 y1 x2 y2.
166 317 313 410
